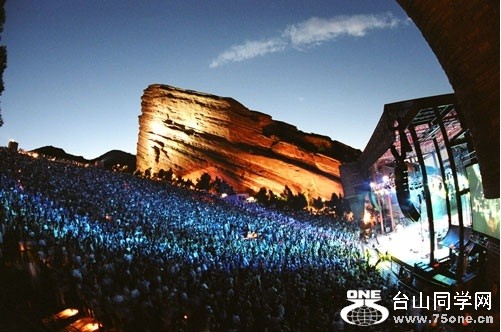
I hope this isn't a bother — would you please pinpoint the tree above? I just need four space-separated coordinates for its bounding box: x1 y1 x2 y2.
281 185 294 202
290 192 308 211
268 189 279 207
341 195 351 215
196 172 212 191
212 177 222 193
215 178 234 195
0 0 7 127
326 193 340 210
181 178 194 189
255 187 268 205
157 168 173 183
312 196 324 211
335 194 345 217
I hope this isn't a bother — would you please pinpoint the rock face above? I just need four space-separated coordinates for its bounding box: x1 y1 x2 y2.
136 84 361 201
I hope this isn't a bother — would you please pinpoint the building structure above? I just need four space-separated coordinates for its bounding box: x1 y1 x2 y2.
396 0 499 199
341 94 499 295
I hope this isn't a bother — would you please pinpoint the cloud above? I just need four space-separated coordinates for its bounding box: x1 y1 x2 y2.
285 13 400 47
209 38 287 68
210 12 401 68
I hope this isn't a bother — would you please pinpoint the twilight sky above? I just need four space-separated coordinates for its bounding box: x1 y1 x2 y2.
1 0 452 159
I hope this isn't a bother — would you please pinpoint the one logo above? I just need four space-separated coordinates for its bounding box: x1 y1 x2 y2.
340 290 389 326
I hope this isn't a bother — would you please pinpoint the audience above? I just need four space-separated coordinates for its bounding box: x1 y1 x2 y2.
0 148 402 331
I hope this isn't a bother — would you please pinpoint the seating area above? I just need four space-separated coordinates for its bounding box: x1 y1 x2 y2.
0 148 432 331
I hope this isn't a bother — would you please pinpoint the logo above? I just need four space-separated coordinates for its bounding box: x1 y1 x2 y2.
340 290 389 326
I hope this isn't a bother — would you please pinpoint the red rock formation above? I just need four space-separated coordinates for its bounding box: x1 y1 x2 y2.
136 84 360 201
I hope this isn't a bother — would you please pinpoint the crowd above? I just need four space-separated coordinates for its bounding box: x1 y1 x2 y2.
0 147 405 331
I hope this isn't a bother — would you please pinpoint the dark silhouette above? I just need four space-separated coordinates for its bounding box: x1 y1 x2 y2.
0 0 7 127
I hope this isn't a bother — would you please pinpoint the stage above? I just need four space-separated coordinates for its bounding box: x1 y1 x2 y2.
362 220 452 288
369 221 450 266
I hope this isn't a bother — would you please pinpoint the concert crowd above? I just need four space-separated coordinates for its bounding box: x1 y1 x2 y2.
0 148 408 331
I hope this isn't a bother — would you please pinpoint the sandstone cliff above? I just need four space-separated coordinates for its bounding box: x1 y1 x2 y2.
136 84 361 201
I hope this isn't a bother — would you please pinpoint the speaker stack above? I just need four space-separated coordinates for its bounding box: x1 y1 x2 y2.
394 161 421 222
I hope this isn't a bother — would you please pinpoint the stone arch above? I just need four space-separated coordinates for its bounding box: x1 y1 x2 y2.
397 0 499 198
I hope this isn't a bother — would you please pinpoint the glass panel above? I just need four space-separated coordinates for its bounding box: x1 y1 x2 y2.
452 142 473 229
466 163 500 239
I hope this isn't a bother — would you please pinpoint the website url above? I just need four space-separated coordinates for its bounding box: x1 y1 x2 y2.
393 314 494 325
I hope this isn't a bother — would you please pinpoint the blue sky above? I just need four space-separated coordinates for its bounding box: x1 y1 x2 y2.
1 0 452 159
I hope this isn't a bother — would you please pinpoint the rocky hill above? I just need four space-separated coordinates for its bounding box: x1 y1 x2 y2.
31 146 136 172
136 84 361 201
